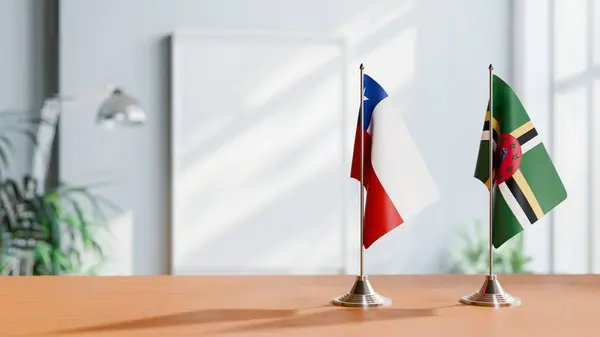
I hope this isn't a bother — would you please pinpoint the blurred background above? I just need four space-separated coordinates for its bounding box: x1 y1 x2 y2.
0 0 596 276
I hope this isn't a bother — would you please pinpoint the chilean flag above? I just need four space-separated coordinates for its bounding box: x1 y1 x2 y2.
351 74 439 248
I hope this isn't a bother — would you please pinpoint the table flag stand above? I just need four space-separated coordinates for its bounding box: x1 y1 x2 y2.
459 65 521 308
460 274 520 307
332 275 390 307
331 64 390 308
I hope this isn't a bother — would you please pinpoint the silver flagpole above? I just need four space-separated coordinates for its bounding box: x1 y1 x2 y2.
488 64 494 277
460 64 521 307
359 63 365 277
332 63 390 308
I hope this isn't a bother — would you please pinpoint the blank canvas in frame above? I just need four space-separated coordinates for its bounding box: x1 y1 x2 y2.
170 32 348 275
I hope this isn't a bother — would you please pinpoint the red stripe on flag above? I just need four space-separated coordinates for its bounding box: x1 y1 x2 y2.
350 127 372 187
363 170 404 248
350 127 404 248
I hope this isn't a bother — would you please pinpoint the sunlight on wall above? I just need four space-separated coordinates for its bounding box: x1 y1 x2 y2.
593 80 600 272
553 87 589 273
242 43 343 112
553 0 587 81
360 28 416 96
516 0 600 275
178 77 343 264
595 4 600 65
344 27 417 275
59 0 513 275
173 36 346 274
336 0 413 47
516 0 553 274
170 0 510 276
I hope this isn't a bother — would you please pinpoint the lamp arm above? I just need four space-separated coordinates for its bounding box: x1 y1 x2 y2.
31 98 62 193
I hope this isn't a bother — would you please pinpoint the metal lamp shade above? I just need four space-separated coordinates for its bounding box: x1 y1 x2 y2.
96 88 146 127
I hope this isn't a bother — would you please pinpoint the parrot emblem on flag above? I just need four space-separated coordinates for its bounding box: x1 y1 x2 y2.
494 133 522 185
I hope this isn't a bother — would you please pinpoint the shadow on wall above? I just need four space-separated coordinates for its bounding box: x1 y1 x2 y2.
171 0 509 275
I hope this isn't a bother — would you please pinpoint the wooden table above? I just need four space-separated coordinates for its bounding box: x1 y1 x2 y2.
2 275 599 336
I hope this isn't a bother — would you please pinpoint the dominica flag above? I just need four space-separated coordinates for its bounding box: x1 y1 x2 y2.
475 74 567 248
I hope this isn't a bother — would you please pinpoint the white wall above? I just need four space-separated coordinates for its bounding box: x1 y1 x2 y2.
514 0 600 274
513 0 553 274
0 0 46 178
59 0 512 275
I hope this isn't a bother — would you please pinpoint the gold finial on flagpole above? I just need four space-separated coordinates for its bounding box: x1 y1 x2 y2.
331 63 390 308
459 64 521 307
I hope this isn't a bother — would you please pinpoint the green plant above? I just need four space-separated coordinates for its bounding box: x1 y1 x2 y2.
0 177 119 275
0 110 119 275
450 219 532 274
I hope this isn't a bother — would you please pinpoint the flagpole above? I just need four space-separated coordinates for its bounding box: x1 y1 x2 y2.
331 63 390 307
459 64 521 307
359 63 365 277
488 64 494 277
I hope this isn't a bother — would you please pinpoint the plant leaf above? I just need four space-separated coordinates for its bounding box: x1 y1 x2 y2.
0 135 14 175
67 198 104 259
0 135 14 152
34 242 53 271
0 145 10 172
58 184 121 213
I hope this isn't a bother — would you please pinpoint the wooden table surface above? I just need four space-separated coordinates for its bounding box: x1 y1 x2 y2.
2 274 599 337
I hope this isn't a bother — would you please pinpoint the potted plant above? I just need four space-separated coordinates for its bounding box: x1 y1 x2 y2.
449 219 533 274
0 110 119 275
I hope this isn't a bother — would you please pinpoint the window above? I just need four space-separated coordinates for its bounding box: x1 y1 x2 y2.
515 0 600 273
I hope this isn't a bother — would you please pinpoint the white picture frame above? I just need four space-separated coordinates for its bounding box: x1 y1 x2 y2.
169 30 354 275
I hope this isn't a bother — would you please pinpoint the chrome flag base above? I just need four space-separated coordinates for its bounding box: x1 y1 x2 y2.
331 275 391 308
460 274 521 307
